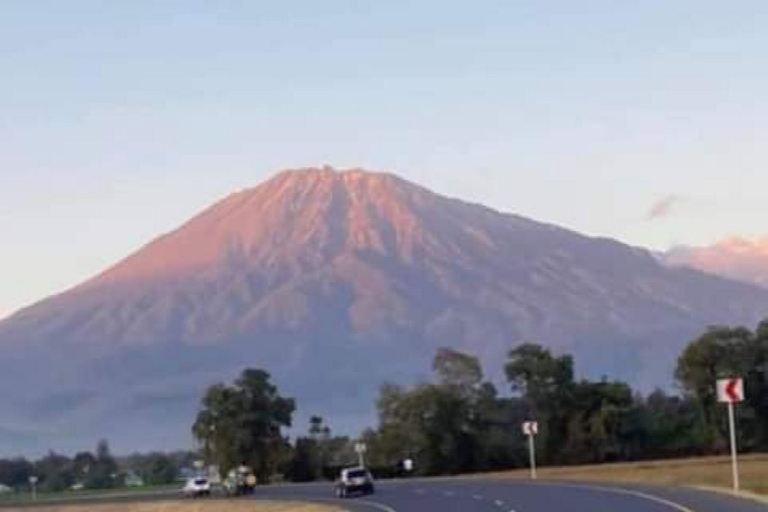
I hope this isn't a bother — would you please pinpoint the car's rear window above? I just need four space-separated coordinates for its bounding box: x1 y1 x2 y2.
194 479 208 485
347 470 366 479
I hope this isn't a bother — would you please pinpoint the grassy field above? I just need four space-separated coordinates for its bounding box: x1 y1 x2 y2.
0 484 179 506
0 501 342 512
488 453 768 496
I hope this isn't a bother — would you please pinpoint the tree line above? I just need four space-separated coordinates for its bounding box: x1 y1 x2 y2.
361 319 768 475
0 441 198 492
194 319 768 480
4 319 767 490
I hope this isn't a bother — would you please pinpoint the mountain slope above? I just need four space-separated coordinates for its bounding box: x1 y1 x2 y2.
2 168 768 454
665 237 768 288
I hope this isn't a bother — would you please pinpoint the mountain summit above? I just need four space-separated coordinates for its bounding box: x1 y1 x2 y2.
3 167 768 453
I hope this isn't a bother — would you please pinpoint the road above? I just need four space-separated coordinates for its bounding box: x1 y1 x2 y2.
2 478 764 511
255 478 767 512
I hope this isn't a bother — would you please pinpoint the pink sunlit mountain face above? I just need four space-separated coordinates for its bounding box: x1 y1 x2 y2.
2 168 768 453
665 237 768 288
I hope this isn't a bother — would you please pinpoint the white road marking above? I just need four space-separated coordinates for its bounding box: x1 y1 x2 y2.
473 494 484 500
307 496 400 512
495 500 505 506
443 490 456 496
523 481 696 512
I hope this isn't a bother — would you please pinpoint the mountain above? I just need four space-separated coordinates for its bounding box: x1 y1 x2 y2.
664 237 768 288
2 167 768 454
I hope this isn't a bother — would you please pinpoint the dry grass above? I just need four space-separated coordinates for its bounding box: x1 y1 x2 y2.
487 453 768 495
0 501 343 512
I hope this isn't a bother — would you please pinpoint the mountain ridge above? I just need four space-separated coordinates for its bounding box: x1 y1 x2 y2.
2 167 768 454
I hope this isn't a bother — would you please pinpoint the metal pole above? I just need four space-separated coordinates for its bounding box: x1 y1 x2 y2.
358 451 365 468
727 401 740 491
528 434 537 480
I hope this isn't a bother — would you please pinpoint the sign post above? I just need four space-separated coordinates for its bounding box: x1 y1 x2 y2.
717 377 745 492
354 442 367 468
28 476 38 501
522 421 538 480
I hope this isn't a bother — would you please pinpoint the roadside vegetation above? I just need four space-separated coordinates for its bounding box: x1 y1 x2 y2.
1 320 767 495
489 453 768 496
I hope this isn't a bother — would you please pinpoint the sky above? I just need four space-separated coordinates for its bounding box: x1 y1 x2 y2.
2 1 768 319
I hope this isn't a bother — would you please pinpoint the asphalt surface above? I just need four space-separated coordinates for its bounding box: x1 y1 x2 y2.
2 478 765 511
254 478 768 512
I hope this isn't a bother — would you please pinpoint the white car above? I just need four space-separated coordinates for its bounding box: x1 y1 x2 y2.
182 477 211 497
335 467 375 498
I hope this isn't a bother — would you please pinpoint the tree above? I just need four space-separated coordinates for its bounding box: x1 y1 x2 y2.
0 458 32 489
368 349 495 475
285 438 320 482
676 322 768 451
505 343 575 464
36 452 74 492
72 452 95 483
86 440 118 489
433 348 483 391
141 453 178 485
505 344 574 401
192 368 295 484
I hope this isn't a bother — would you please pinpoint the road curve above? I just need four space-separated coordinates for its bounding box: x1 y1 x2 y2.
254 478 767 512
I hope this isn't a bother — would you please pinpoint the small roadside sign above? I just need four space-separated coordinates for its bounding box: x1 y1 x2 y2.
521 421 538 480
717 378 745 403
28 476 38 501
717 377 745 491
354 442 367 467
522 421 538 436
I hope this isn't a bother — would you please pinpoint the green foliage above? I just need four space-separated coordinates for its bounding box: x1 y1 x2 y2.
676 321 768 450
84 440 119 489
285 438 321 482
284 416 354 482
366 349 499 475
140 453 178 485
36 451 75 492
365 326 768 476
192 368 295 484
0 458 33 488
433 347 483 390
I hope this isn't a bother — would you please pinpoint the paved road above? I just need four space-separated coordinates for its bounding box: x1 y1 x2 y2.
2 478 763 511
255 478 767 512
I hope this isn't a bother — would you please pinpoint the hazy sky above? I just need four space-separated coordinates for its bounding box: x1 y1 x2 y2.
2 1 767 319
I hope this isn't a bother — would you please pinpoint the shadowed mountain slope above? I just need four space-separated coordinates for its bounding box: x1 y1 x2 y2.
2 168 767 454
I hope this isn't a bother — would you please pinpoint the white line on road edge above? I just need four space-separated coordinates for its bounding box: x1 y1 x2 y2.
305 496 400 512
524 481 696 512
495 499 505 506
356 497 401 512
473 494 484 500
